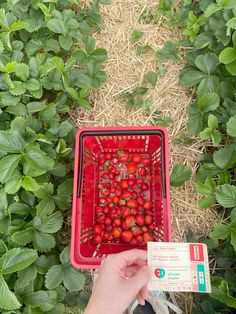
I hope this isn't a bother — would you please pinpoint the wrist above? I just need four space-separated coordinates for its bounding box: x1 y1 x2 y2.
84 298 121 314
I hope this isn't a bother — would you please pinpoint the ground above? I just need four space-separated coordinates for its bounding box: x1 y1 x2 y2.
74 1 219 312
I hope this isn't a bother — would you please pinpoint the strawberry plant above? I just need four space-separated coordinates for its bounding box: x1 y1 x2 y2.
163 0 236 312
0 0 109 312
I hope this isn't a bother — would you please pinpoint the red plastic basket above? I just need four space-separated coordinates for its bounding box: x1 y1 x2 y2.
71 126 171 269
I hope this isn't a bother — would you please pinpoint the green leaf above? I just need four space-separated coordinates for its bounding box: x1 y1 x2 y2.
196 177 215 195
21 176 38 192
12 228 34 246
24 290 57 312
10 22 28 32
58 120 73 137
188 112 203 135
52 57 65 74
210 224 231 240
231 230 236 251
213 145 236 169
196 163 220 181
45 265 64 289
90 48 108 62
211 280 236 309
144 71 158 87
194 53 219 74
199 195 216 208
226 16 236 30
208 114 218 130
59 35 72 50
197 93 220 112
85 36 95 54
211 130 222 147
0 248 37 275
180 69 207 87
131 29 144 43
14 63 29 82
227 116 236 137
215 184 236 208
219 47 236 65
0 9 9 30
5 177 23 194
170 164 192 187
156 41 178 61
33 232 56 252
63 266 85 292
10 81 26 96
47 18 67 35
60 246 70 266
0 131 25 153
0 274 21 310
0 154 21 183
37 211 63 234
200 127 211 140
25 78 41 91
204 3 221 18
8 202 30 216
24 144 54 172
16 264 37 289
47 303 65 314
37 198 55 218
35 183 54 199
27 102 46 113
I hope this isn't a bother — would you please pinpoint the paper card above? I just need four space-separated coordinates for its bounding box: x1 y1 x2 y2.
147 242 211 293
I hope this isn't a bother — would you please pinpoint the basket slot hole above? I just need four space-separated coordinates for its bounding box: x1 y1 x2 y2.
96 136 104 152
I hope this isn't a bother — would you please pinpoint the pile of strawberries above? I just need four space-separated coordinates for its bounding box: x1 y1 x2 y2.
93 151 155 245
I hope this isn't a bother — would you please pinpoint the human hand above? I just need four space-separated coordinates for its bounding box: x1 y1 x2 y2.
84 249 151 314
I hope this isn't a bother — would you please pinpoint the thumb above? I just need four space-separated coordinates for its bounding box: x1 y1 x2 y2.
126 266 152 294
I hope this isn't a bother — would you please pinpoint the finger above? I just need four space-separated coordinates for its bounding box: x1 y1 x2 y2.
126 266 151 294
124 265 138 278
137 292 145 306
113 249 148 269
139 283 149 300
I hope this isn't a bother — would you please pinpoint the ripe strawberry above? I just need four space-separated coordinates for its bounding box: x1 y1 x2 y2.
138 167 147 176
144 201 152 210
93 224 102 234
136 235 143 243
105 152 112 160
130 237 139 245
132 226 142 237
127 162 137 174
122 191 133 199
122 230 133 243
143 232 154 243
137 197 144 205
114 218 121 226
119 179 128 190
136 214 145 226
118 151 129 163
141 158 151 166
128 173 136 180
132 153 141 164
112 227 122 239
115 189 122 197
141 183 149 191
145 215 153 225
121 207 131 219
125 215 136 228
94 234 102 244
105 217 112 225
127 199 138 208
146 174 152 181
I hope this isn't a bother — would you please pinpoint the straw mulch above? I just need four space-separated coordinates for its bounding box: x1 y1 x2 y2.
74 1 220 313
